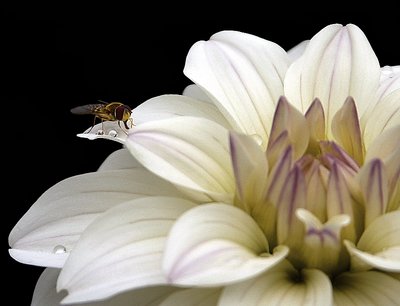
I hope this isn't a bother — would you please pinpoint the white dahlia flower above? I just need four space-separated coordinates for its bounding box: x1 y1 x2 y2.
10 23 400 305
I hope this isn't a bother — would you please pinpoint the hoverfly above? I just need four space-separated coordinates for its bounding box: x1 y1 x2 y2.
71 101 134 131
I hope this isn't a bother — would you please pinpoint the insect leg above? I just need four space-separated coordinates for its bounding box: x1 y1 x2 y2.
86 116 97 133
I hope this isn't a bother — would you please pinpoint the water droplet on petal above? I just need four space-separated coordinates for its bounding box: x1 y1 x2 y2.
96 129 104 135
108 129 118 137
250 134 263 146
53 245 67 254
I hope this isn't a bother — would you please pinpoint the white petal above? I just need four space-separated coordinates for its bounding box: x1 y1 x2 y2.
32 268 179 306
159 288 222 306
133 94 231 128
229 132 269 210
284 24 380 134
32 268 65 306
267 96 310 162
365 125 400 162
296 209 351 274
359 159 389 227
380 65 400 83
182 84 213 102
77 120 130 144
287 40 309 62
184 30 289 143
126 117 234 201
163 203 288 286
363 89 400 148
331 97 364 165
9 249 68 268
9 169 183 268
58 197 196 304
378 66 400 99
219 260 333 306
333 270 400 306
345 211 400 272
97 148 141 171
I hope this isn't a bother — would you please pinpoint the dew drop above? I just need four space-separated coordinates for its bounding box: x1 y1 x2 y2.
53 245 67 254
96 129 104 135
108 129 118 137
381 66 395 78
250 134 263 146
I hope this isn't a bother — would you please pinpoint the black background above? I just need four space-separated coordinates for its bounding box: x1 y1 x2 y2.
3 13 399 305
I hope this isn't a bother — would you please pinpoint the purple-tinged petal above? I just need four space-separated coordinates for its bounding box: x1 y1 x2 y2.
251 147 293 247
284 24 380 136
266 130 291 168
331 97 364 165
276 166 306 247
320 141 359 172
229 132 269 212
298 157 329 222
163 203 288 286
305 98 326 153
359 159 389 227
267 96 309 162
326 163 360 242
296 209 350 275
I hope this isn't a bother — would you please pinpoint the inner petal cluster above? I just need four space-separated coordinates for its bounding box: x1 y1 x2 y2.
231 95 394 276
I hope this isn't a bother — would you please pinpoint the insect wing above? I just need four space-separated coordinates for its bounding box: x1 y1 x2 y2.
70 104 105 115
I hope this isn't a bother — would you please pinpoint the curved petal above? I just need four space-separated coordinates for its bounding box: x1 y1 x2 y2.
345 211 400 272
229 131 269 212
326 162 359 242
333 270 400 306
126 117 234 201
159 288 222 306
296 209 351 274
363 89 400 148
9 169 183 268
305 98 326 153
184 30 290 143
378 66 400 99
57 197 196 304
182 84 213 102
267 96 309 162
287 40 309 62
163 203 288 286
365 125 400 163
331 97 364 165
284 24 380 135
219 260 333 306
32 268 66 306
32 268 179 306
97 148 141 171
359 159 389 227
133 94 232 129
77 120 130 144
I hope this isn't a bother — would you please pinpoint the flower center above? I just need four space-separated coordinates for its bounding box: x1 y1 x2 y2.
232 96 370 277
